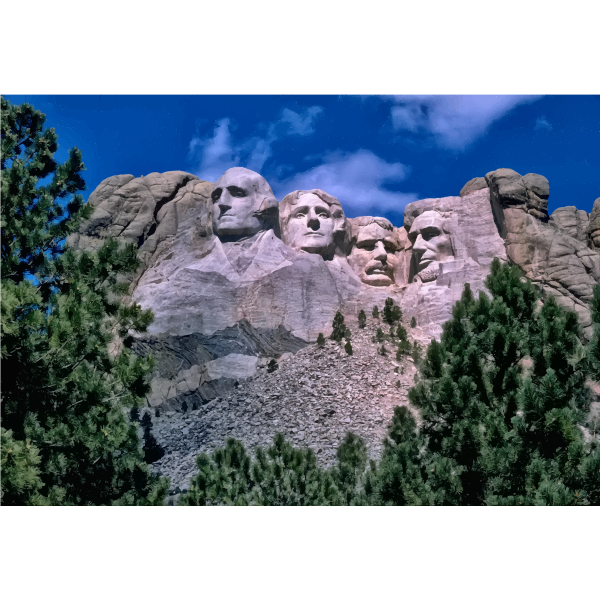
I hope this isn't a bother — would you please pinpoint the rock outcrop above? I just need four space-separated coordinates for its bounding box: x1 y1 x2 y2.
588 198 600 253
550 206 590 245
486 168 600 337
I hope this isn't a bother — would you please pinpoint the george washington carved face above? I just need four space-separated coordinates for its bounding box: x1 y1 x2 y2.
408 210 454 282
211 167 278 240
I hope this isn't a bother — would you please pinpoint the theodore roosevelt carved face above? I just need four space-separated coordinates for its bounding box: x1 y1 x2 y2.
348 217 401 286
211 167 278 241
279 189 349 260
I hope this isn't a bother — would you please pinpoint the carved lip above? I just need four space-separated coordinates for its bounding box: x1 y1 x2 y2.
303 232 324 236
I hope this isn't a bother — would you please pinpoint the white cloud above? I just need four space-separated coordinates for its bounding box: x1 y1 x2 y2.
272 150 417 218
188 106 323 181
391 95 542 150
534 115 553 131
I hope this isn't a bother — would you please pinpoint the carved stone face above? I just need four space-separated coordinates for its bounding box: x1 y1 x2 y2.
408 211 453 282
284 193 336 255
211 168 276 239
349 222 400 286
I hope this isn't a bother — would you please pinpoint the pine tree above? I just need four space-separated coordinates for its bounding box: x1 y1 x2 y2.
372 306 379 319
179 434 369 506
345 340 353 356
376 327 384 342
396 324 408 341
358 309 366 329
0 97 167 505
379 344 387 357
317 332 325 346
267 358 279 373
372 260 600 505
410 341 422 364
383 297 402 325
330 311 346 342
410 316 417 328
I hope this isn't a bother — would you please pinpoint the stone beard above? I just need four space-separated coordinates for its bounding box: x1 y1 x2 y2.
408 210 454 283
211 167 279 241
348 217 401 286
279 189 349 260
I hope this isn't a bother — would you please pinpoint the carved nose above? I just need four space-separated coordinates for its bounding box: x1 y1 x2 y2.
374 241 387 261
217 192 232 213
412 234 427 255
307 210 320 230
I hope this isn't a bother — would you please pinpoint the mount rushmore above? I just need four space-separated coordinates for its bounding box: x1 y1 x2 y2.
68 166 600 413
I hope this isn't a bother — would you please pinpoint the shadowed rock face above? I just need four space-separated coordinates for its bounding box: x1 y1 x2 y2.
588 198 600 253
72 166 600 411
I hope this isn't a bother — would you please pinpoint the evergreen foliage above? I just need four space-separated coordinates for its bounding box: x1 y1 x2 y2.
372 306 379 319
358 309 366 329
383 297 402 325
372 260 600 505
330 311 346 342
396 324 408 341
1 97 167 505
317 332 325 346
410 316 417 328
379 344 387 357
267 359 279 373
179 433 370 506
344 340 353 356
376 327 384 342
410 341 422 364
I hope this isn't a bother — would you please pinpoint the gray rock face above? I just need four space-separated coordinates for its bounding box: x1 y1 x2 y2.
73 166 599 411
459 176 488 197
588 198 600 253
550 206 590 245
486 168 600 337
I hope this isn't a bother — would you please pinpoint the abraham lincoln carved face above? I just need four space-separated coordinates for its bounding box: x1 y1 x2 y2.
408 210 454 282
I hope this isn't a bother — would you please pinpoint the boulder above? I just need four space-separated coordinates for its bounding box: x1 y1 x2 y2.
588 198 600 253
550 206 590 245
459 176 488 197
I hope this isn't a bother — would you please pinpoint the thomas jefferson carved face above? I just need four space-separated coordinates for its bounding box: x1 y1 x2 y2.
284 194 335 254
211 168 277 240
279 189 348 260
348 219 400 286
408 211 453 282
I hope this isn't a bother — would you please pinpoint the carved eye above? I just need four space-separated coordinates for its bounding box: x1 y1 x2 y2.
211 188 222 203
384 243 396 253
227 186 246 198
359 243 376 251
295 212 306 218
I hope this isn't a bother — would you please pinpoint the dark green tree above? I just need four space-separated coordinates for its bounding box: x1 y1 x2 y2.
383 297 402 325
411 341 422 364
358 309 366 329
372 306 379 319
267 358 279 373
376 327 384 342
1 97 167 505
179 434 370 506
410 316 417 328
372 260 600 505
396 324 408 341
330 310 346 342
317 332 325 346
379 344 387 357
344 340 353 356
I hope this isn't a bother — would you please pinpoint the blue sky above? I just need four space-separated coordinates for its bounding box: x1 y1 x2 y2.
5 94 599 227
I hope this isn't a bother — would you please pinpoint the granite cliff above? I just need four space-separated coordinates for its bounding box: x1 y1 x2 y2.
69 167 600 421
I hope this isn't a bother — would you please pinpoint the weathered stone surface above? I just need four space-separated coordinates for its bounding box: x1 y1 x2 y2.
486 168 600 337
459 176 488 197
588 198 600 253
550 206 590 245
74 166 598 413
